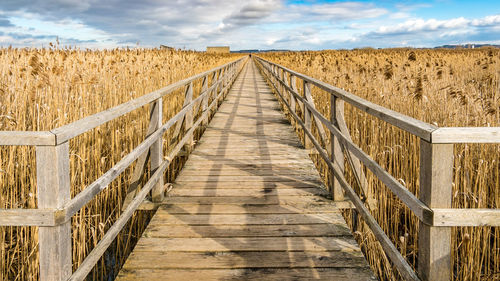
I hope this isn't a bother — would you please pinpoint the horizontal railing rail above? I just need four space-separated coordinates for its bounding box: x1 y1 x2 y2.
254 56 500 281
0 56 247 281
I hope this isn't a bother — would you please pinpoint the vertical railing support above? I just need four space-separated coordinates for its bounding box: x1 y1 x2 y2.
201 75 209 127
36 142 72 281
290 75 297 128
184 82 194 150
303 81 313 149
418 140 453 281
150 98 164 202
329 95 345 201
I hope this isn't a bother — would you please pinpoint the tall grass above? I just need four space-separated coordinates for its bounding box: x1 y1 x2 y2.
0 46 241 280
260 48 499 281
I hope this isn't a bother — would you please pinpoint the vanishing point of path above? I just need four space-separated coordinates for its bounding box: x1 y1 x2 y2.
117 60 375 280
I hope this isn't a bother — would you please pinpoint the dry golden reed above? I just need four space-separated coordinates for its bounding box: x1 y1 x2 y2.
260 48 499 281
0 46 241 280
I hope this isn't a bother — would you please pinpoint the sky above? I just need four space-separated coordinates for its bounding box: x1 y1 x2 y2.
0 0 499 50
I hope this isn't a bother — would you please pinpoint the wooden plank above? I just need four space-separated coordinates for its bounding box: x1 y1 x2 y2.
168 188 328 197
0 209 57 226
432 208 500 227
0 131 55 146
173 181 322 189
36 143 72 281
418 141 453 281
177 169 318 176
143 224 350 238
138 199 354 211
432 127 500 143
158 203 342 214
150 213 345 225
123 251 367 269
174 175 321 182
117 268 375 281
134 237 361 252
164 195 331 205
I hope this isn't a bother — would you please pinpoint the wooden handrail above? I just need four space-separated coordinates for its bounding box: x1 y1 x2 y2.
0 56 247 281
0 131 55 145
258 58 421 281
50 58 245 144
255 56 500 281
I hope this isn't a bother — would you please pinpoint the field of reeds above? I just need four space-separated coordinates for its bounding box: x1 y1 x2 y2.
0 47 241 280
260 48 499 281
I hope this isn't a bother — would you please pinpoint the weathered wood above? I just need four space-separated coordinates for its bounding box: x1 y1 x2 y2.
265 69 431 222
0 131 55 146
174 181 321 189
137 199 354 211
123 251 367 269
184 82 194 148
418 141 453 281
157 203 342 214
168 187 328 197
256 57 437 141
118 59 371 281
134 237 361 252
259 60 420 280
144 224 351 237
150 213 345 225
432 208 500 226
117 268 375 281
0 209 57 226
68 152 170 281
432 127 500 143
164 195 333 205
304 83 328 147
150 98 164 202
36 143 72 281
201 75 208 126
51 58 244 144
303 81 313 148
333 97 372 207
330 95 345 201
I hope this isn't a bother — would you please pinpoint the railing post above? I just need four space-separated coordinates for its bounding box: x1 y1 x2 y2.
283 71 290 111
303 80 313 149
201 75 209 127
218 68 225 104
150 98 164 202
36 142 72 281
418 140 453 281
329 95 345 201
210 71 217 116
184 82 194 150
289 75 297 128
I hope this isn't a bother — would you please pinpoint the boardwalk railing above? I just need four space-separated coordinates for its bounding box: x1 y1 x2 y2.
255 56 500 281
0 57 247 281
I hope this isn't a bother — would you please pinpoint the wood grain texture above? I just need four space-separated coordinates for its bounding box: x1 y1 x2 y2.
0 131 55 145
36 143 72 281
118 59 373 281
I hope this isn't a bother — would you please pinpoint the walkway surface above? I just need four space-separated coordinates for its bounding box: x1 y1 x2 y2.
117 60 375 280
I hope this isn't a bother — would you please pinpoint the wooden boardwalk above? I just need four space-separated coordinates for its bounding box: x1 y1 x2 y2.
117 60 375 280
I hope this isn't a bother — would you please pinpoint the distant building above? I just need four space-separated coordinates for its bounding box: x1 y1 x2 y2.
160 45 175 50
206 46 230 53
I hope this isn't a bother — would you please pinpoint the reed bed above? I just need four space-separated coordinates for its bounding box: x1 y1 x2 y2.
0 47 241 280
260 48 499 281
